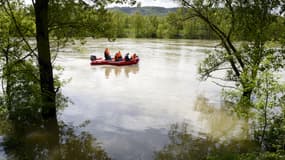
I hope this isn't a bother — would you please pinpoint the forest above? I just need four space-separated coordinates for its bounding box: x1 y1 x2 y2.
0 0 285 159
2 5 285 40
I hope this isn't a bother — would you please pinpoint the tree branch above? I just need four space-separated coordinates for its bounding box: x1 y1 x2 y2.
211 81 237 89
3 0 37 58
18 47 38 61
208 75 236 82
180 0 243 77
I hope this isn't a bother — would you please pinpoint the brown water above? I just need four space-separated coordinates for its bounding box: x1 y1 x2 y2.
53 38 247 160
0 38 248 160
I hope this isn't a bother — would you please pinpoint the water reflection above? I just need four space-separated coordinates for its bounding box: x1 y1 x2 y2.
154 122 258 160
194 95 249 140
57 39 242 160
152 95 257 160
153 96 256 159
100 65 139 79
0 118 110 160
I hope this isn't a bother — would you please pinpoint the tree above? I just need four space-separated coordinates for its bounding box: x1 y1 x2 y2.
156 19 168 38
252 70 285 151
32 0 56 119
178 0 285 113
2 118 111 159
110 11 128 38
154 122 258 160
0 1 41 120
144 16 159 38
177 0 285 155
132 12 145 38
166 11 183 38
0 0 136 120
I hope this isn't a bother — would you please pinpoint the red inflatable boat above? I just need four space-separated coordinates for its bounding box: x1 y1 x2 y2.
90 57 139 66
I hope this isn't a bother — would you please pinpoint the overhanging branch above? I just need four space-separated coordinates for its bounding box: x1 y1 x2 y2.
211 81 237 89
180 0 243 77
4 0 37 58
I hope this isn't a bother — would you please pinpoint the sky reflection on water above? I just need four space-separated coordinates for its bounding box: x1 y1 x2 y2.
56 38 244 160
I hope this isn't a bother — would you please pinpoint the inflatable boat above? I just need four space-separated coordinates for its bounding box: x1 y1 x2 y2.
90 57 139 66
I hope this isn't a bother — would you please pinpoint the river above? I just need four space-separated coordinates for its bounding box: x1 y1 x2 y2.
53 38 247 160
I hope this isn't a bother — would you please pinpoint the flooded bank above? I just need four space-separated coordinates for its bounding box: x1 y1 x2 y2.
56 39 248 159
0 39 250 160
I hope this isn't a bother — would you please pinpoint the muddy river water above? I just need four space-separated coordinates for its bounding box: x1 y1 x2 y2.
48 38 249 159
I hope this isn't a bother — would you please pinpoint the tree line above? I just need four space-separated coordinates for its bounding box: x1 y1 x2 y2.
177 0 285 159
108 9 217 39
0 0 285 159
109 7 285 40
1 5 284 40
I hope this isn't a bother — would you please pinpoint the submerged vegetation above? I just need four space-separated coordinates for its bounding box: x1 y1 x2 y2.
0 0 133 159
169 0 285 159
155 122 285 160
0 0 285 159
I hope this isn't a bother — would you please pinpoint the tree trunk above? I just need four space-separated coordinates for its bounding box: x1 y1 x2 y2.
44 117 60 157
4 117 60 159
34 0 56 119
238 89 253 115
3 48 12 112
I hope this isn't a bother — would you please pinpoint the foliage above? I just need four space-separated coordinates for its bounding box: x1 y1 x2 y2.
0 0 137 120
0 0 71 121
177 0 285 110
109 6 178 16
107 5 284 40
165 0 285 159
3 61 43 120
239 151 285 160
47 0 115 39
0 0 40 120
220 48 285 153
2 117 110 160
1 4 284 41
251 71 285 151
155 122 285 160
53 121 111 160
154 122 259 160
176 0 285 157
108 8 218 39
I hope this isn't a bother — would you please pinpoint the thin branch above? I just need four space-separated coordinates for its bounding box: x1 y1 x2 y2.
261 73 269 150
1 76 5 95
51 52 58 64
225 0 235 39
180 0 242 77
211 81 237 89
1 67 40 82
200 61 227 78
212 67 233 71
48 22 83 32
181 13 197 21
18 47 37 61
3 0 37 58
224 0 244 69
55 87 60 93
208 75 236 82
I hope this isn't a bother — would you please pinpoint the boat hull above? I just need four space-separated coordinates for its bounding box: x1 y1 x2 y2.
90 57 139 66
